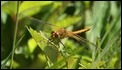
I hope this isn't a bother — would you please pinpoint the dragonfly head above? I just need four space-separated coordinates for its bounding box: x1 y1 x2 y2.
51 31 60 38
51 28 67 39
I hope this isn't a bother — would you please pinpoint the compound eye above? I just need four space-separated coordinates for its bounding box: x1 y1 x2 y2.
51 31 59 38
55 33 59 38
51 31 54 34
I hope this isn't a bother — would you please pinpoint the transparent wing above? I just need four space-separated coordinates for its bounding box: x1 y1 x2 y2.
18 14 59 38
69 34 96 48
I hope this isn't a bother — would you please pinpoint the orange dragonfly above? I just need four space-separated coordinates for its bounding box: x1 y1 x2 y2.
19 15 95 47
19 15 96 68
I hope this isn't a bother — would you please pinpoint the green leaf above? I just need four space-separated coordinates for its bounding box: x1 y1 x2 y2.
26 26 47 50
1 1 17 16
19 1 53 16
28 38 37 53
26 26 60 65
55 16 82 28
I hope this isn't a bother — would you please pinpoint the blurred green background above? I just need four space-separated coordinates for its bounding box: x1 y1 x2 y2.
1 1 121 69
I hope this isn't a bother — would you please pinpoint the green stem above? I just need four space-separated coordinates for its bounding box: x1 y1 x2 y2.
10 1 20 69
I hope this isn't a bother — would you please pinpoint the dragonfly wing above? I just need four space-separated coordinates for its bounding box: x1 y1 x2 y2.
19 15 58 38
70 34 96 48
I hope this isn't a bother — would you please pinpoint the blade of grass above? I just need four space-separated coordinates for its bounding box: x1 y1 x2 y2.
90 27 121 68
89 2 121 68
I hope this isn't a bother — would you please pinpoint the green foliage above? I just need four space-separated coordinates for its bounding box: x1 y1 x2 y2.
1 1 121 69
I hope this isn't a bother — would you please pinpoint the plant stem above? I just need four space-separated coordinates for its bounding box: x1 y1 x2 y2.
10 1 20 69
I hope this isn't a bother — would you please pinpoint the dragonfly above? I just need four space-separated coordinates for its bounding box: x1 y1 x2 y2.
19 15 96 67
19 15 96 49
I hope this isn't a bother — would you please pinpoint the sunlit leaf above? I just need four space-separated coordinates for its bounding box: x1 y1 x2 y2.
26 26 47 50
19 1 53 16
28 38 37 53
1 1 17 16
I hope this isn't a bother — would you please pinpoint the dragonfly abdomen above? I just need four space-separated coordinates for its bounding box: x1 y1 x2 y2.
72 27 90 34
